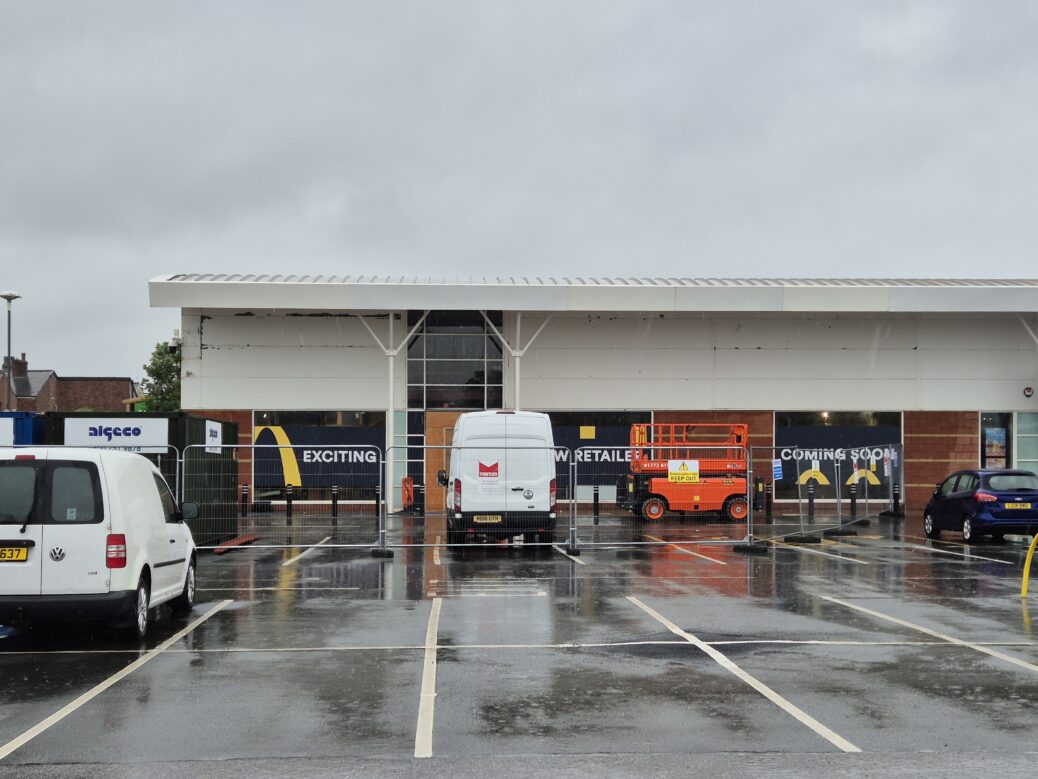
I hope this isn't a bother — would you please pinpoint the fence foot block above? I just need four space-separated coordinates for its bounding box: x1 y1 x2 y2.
783 534 823 545
879 510 905 518
371 548 395 559
823 529 858 538
850 518 871 527
734 542 769 555
564 545 581 557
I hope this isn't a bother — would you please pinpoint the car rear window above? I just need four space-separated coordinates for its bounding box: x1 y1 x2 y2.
986 473 1038 492
0 463 38 524
50 464 103 523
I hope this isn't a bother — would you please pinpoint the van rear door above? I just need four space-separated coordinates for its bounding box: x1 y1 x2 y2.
503 415 553 515
0 456 44 596
39 461 110 596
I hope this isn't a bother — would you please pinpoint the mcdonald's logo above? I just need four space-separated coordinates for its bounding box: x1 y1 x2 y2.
253 425 302 486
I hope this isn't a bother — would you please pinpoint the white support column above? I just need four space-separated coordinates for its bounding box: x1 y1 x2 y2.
358 311 429 513
482 311 552 411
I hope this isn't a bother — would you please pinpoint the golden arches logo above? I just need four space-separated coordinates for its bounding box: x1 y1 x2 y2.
797 470 831 486
845 468 881 486
253 425 302 487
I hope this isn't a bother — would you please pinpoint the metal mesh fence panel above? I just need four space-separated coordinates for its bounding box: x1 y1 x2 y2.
381 445 570 549
183 444 383 548
751 443 904 537
573 444 752 548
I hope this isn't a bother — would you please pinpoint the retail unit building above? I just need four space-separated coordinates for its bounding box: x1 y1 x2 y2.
149 275 1038 511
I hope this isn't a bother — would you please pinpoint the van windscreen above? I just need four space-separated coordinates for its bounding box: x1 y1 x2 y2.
0 463 38 524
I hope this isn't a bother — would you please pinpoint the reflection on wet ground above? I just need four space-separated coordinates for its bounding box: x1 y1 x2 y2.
2 510 1038 767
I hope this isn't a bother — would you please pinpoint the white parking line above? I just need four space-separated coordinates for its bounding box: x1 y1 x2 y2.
553 545 587 565
818 595 1038 675
414 597 442 758
0 600 232 762
771 539 870 565
627 596 861 753
281 536 332 567
644 535 727 565
433 536 442 566
893 541 1014 565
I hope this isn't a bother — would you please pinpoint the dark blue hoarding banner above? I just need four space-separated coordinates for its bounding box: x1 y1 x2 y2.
551 425 632 489
253 425 384 488
773 425 900 499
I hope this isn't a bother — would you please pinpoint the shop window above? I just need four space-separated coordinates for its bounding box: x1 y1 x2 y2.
773 411 902 501
406 311 503 410
1016 413 1038 474
981 413 1012 469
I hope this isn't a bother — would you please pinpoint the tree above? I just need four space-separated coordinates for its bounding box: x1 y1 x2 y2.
141 342 181 411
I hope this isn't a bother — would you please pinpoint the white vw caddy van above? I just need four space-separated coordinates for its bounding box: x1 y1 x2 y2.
0 448 198 639
437 410 557 545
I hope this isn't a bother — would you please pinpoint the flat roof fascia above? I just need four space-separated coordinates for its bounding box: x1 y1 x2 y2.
149 276 1038 314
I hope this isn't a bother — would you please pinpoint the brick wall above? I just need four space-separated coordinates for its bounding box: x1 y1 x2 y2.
903 411 979 511
56 379 134 412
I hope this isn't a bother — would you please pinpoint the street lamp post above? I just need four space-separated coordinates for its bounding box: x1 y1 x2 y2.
1 291 20 411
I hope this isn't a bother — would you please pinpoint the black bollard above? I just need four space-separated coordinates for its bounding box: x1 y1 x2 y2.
331 484 339 524
374 484 381 534
753 478 763 511
850 483 857 519
807 483 815 524
241 484 249 518
416 483 425 517
593 485 600 526
286 484 294 526
892 483 901 516
765 483 773 517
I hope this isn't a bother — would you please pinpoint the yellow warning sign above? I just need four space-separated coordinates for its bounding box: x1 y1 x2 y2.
668 459 700 483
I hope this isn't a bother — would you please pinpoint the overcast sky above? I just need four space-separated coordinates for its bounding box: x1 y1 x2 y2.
2 1 1037 380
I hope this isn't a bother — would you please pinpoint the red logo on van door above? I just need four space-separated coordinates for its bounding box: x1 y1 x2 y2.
478 462 499 478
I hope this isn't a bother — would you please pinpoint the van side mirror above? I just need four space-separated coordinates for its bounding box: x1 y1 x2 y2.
180 502 199 521
436 470 448 487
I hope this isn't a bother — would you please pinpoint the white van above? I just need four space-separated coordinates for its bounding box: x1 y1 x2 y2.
437 410 557 545
0 448 198 639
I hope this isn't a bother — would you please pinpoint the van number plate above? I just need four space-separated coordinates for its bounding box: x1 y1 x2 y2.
0 548 28 562
473 515 502 524
1004 502 1032 509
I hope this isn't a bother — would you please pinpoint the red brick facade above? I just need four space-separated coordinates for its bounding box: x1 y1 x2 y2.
903 411 979 511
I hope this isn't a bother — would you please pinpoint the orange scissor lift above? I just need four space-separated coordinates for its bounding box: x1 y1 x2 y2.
620 423 750 522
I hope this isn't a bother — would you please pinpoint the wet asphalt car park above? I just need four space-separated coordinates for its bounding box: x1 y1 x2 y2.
3 511 1038 777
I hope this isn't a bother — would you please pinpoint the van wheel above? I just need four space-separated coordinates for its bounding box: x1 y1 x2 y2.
171 559 196 614
723 497 749 522
539 528 556 544
126 577 150 641
642 497 666 522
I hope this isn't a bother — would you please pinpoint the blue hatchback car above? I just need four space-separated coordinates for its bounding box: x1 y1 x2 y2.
923 469 1038 543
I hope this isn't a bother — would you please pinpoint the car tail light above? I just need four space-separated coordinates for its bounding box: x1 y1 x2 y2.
974 491 998 503
106 534 127 568
453 479 462 513
15 454 35 460
550 478 557 511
